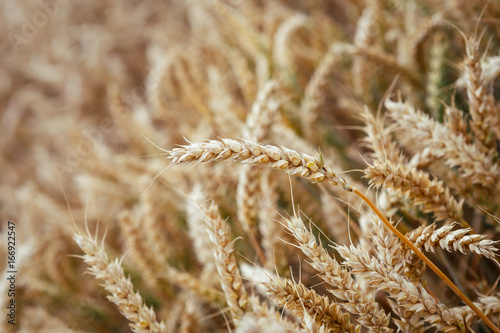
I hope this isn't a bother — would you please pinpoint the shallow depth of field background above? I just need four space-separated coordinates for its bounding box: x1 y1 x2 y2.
1 0 500 332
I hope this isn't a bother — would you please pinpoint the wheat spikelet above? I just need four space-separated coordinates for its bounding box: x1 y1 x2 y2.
269 121 367 195
168 138 348 188
425 33 446 115
301 313 329 333
401 223 499 281
74 233 167 333
352 8 376 104
365 160 464 224
203 202 249 321
262 274 357 332
409 13 443 70
186 184 220 279
283 214 392 331
236 297 300 333
237 80 281 233
337 244 466 332
118 211 164 291
455 292 500 327
258 169 287 270
412 223 498 258
385 99 500 190
443 103 472 143
273 13 309 75
463 36 498 151
359 105 402 164
457 55 500 87
480 55 500 84
300 42 348 139
368 216 401 268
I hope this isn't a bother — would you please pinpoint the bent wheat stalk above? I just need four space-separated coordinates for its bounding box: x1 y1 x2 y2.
165 138 500 333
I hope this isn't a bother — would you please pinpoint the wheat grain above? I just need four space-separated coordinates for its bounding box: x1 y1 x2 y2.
413 223 498 258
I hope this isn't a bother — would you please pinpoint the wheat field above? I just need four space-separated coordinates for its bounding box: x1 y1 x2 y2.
1 0 500 332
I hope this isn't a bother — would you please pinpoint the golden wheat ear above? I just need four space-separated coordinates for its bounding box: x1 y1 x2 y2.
74 232 167 332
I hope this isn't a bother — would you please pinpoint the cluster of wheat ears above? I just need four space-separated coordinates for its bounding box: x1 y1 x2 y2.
2 0 500 332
